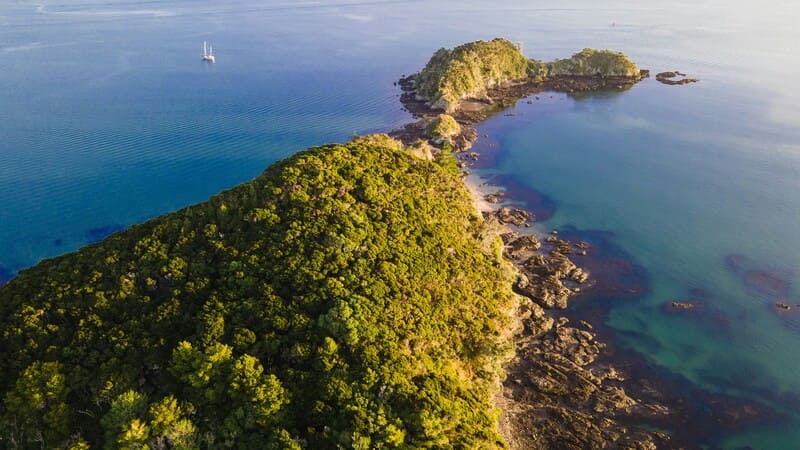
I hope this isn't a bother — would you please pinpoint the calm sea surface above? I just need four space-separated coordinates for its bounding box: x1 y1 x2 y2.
2 0 799 447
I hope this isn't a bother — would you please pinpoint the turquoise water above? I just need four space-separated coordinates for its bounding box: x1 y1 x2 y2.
2 0 799 447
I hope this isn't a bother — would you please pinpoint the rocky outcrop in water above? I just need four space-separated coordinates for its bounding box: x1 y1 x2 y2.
663 300 705 313
408 38 648 116
656 71 699 85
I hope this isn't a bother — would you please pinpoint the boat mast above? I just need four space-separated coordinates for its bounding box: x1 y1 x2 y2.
204 41 207 55
209 44 213 56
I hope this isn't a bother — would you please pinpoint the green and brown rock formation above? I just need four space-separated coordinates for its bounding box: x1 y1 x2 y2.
409 38 645 114
425 113 461 145
415 38 531 112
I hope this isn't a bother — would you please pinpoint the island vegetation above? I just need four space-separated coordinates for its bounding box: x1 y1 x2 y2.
547 48 640 78
414 38 531 112
0 135 518 449
410 38 644 113
425 114 461 146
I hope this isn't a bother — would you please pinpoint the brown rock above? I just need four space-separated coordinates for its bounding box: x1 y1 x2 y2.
515 272 572 309
656 71 699 85
500 231 519 244
506 235 542 260
495 207 529 226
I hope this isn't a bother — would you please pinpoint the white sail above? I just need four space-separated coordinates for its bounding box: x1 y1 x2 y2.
202 41 216 63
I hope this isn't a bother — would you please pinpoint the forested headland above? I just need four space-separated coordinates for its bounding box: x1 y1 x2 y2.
0 135 517 449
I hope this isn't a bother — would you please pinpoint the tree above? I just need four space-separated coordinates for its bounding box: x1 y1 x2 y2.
101 390 148 449
1 361 71 448
147 396 197 450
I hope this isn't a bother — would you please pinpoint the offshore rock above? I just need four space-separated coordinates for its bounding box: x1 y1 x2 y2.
546 324 604 367
655 71 699 85
663 300 705 314
545 236 574 254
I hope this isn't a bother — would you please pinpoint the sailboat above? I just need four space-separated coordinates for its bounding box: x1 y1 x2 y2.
202 41 215 63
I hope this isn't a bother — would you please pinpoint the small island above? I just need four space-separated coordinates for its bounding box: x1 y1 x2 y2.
404 38 646 116
393 38 648 153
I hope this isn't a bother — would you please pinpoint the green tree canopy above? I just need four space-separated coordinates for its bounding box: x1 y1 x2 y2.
0 135 515 448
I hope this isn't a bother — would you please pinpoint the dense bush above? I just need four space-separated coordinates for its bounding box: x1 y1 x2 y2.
415 38 529 111
0 135 515 449
425 114 461 145
547 48 640 77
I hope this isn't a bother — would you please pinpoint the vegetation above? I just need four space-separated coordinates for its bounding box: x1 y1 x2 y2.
414 39 640 111
526 59 549 83
415 38 530 112
547 48 640 77
0 134 516 449
425 114 461 145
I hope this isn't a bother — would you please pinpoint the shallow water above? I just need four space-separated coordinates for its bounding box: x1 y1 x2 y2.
2 0 799 447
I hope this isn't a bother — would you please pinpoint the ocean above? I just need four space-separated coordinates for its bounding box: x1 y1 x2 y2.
2 0 799 447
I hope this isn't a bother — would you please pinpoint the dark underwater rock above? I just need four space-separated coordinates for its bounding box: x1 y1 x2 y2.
663 300 706 314
744 270 791 298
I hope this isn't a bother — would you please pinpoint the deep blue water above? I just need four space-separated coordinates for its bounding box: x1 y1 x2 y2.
2 0 799 447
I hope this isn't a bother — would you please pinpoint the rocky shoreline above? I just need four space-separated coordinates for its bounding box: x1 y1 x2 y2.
392 71 649 140
390 67 774 448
